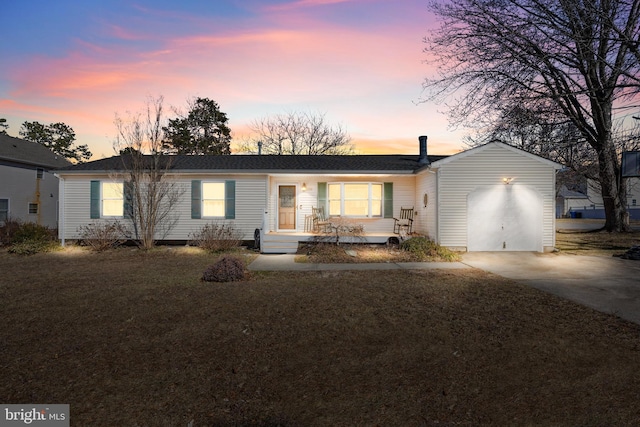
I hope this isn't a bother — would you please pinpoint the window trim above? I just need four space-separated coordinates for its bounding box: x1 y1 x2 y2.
326 182 384 218
201 181 227 218
0 198 9 223
101 181 125 218
191 180 235 220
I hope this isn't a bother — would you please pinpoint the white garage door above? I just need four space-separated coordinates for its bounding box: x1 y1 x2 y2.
467 185 543 251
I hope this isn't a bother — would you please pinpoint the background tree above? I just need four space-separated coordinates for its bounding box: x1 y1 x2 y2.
239 111 353 155
162 97 231 155
113 96 182 250
19 121 92 162
422 0 640 232
0 118 8 134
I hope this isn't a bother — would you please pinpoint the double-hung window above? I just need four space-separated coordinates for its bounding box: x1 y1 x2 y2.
102 182 124 217
202 182 226 217
327 183 383 217
0 199 8 222
91 181 124 218
191 180 235 220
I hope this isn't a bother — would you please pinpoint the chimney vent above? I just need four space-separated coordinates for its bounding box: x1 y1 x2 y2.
257 141 263 156
418 135 429 166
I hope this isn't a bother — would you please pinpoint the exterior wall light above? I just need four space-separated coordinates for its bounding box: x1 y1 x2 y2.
503 177 513 185
302 183 307 192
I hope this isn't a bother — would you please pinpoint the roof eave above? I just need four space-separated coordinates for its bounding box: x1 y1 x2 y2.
57 168 417 175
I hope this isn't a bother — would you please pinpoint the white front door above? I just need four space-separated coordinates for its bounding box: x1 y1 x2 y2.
278 185 296 230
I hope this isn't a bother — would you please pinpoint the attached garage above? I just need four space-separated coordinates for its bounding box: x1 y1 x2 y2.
415 142 562 252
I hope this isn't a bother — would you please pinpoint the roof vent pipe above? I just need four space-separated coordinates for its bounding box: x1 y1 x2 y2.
418 135 429 166
257 141 262 156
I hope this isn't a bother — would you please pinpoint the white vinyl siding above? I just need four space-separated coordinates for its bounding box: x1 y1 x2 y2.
0 164 61 228
435 144 557 251
414 170 437 239
60 175 267 241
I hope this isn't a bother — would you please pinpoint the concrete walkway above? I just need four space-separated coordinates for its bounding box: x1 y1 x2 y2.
248 252 640 326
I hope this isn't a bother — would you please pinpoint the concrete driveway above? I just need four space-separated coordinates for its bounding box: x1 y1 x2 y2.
462 252 640 325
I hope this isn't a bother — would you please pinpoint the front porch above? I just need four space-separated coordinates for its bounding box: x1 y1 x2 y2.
260 230 400 254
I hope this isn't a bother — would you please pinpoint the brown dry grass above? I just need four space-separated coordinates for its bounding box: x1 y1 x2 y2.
556 229 640 256
297 242 419 263
296 240 461 264
2 245 640 426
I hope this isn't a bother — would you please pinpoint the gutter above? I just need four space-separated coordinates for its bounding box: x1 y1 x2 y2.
56 168 417 176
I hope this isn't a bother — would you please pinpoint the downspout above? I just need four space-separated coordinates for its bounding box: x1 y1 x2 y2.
435 168 440 246
36 173 42 225
55 173 65 247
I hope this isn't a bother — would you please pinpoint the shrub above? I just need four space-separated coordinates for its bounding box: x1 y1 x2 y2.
5 221 56 244
202 256 246 282
0 217 22 246
8 239 59 256
78 221 128 251
400 236 461 262
189 222 243 252
15 223 53 242
1 219 58 255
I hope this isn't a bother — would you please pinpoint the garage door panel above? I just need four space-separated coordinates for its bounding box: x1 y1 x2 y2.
468 185 542 252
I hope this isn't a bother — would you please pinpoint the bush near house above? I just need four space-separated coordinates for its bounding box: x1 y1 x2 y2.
77 221 129 252
400 236 461 262
189 222 243 252
0 218 59 255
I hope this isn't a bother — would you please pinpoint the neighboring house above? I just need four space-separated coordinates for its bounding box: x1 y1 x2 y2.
56 139 562 253
556 184 590 218
558 177 640 220
0 134 70 228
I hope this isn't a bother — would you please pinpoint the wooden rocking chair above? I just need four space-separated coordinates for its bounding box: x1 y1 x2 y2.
393 207 414 235
311 206 331 233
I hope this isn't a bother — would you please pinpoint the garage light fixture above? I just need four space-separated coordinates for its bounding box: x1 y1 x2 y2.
502 177 513 185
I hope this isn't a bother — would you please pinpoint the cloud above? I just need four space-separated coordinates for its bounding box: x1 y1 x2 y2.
264 0 359 12
1 0 464 159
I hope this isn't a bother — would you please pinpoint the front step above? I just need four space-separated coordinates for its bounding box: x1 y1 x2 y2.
261 234 302 254
261 240 299 254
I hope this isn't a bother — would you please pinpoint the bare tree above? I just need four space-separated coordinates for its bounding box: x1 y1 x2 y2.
423 0 640 231
113 96 182 249
239 111 354 155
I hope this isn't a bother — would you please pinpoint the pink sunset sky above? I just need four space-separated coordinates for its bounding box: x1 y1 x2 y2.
0 0 468 159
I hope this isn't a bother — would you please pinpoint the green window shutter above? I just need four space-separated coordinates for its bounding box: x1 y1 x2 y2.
317 182 327 211
383 182 393 218
191 180 201 219
90 180 100 219
225 180 236 219
123 181 133 219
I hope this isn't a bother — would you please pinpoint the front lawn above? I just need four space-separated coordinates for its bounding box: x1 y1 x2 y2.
1 247 639 426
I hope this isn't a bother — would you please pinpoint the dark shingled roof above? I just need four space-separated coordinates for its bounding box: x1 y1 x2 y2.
0 134 71 169
58 154 449 174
